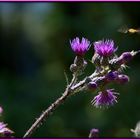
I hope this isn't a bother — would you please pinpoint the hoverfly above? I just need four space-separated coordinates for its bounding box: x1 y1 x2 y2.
118 26 140 34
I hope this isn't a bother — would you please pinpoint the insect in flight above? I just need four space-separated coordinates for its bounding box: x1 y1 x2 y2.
118 26 140 34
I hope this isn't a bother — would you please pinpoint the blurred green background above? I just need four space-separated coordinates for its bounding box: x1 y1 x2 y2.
0 2 140 138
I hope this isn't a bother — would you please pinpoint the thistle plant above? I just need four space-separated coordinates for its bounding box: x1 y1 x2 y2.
89 128 99 138
23 37 139 138
0 107 14 138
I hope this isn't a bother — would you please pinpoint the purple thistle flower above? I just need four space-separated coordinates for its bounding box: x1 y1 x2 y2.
0 122 14 137
70 37 90 56
91 89 118 108
94 39 117 57
89 128 99 138
0 122 6 132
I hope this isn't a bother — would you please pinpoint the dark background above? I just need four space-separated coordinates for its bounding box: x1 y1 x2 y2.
0 2 140 138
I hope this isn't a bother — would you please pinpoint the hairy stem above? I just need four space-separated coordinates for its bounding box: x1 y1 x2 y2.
23 75 76 138
23 71 99 138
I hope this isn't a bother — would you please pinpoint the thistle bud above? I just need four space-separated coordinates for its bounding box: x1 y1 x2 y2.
70 64 77 73
88 82 97 91
109 50 139 71
118 52 133 64
105 71 118 82
116 74 129 84
71 56 88 75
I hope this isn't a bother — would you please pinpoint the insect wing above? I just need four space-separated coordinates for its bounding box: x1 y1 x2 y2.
118 25 129 33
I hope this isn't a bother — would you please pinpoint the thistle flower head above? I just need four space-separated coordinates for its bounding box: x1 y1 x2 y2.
0 122 14 137
94 39 117 57
89 128 99 138
70 37 90 56
91 89 118 108
0 122 6 132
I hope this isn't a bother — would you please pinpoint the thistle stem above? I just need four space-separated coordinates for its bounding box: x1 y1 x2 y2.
23 75 76 138
23 71 99 138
